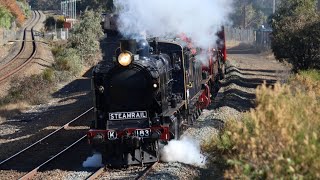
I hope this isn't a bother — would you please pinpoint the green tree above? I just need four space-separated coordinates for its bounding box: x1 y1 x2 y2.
230 0 267 28
68 10 103 63
29 0 60 10
16 0 31 17
0 5 13 29
270 0 319 70
78 0 114 12
44 16 55 30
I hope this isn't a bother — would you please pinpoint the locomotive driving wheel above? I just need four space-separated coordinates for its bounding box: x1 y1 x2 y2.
209 79 219 99
218 58 226 80
174 115 181 140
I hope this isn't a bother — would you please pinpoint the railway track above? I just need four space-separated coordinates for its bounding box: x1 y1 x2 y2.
0 10 41 83
87 162 158 180
0 107 93 179
20 135 87 180
136 162 158 180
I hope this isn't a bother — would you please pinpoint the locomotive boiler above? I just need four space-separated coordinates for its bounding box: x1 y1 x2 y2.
87 30 226 167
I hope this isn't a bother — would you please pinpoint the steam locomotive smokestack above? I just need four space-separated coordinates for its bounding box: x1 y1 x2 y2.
120 39 137 54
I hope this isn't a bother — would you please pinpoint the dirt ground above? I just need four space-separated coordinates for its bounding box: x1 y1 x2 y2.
0 43 14 60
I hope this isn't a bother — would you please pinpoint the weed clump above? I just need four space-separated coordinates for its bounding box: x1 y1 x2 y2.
4 74 53 105
205 71 320 179
53 48 82 76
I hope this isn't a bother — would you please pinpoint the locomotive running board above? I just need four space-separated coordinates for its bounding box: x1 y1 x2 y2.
190 90 204 102
163 100 186 117
201 77 211 84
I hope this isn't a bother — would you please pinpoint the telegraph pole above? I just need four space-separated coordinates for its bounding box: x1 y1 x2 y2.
242 0 248 28
243 5 246 28
273 0 276 13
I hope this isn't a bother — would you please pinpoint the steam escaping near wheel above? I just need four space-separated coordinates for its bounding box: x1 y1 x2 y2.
82 153 104 168
160 136 206 167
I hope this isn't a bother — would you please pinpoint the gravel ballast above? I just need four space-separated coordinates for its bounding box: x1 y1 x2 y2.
143 53 290 179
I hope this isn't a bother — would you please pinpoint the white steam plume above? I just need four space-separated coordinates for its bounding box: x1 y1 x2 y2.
114 0 233 49
160 136 206 167
82 153 104 168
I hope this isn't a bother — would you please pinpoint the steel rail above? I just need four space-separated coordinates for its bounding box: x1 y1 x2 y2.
0 107 94 166
0 10 40 83
87 167 106 180
136 162 158 180
0 13 30 72
19 135 87 180
87 162 158 180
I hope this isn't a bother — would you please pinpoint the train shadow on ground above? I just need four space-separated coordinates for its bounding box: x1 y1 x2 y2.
237 68 287 74
228 67 283 79
199 64 283 179
212 66 278 112
223 74 277 89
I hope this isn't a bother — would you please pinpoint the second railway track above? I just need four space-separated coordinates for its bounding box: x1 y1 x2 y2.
0 108 93 179
0 10 41 83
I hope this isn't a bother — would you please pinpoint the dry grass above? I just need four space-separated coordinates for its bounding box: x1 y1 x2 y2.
226 40 254 50
226 40 242 49
0 102 28 123
204 70 320 179
0 42 83 108
1 74 54 105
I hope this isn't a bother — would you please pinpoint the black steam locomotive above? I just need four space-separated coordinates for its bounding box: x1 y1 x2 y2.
87 31 226 167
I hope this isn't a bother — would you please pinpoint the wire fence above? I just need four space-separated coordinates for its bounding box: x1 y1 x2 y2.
44 28 72 40
225 26 272 51
0 29 18 46
255 28 272 50
1 27 72 46
225 27 256 43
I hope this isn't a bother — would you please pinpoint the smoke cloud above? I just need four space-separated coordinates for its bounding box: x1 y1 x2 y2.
82 153 104 168
160 136 206 166
114 0 233 49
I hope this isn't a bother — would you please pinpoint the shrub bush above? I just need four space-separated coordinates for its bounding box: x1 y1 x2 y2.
0 0 26 26
56 17 65 29
51 42 66 56
0 5 13 29
42 68 54 82
206 71 320 179
16 0 30 18
270 0 320 71
5 74 54 105
291 21 320 70
53 48 82 76
68 10 103 64
45 16 55 31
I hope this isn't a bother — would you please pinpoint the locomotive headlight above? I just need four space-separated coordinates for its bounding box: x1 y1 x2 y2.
118 52 132 66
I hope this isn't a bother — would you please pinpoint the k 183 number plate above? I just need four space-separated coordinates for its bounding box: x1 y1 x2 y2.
134 129 151 137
